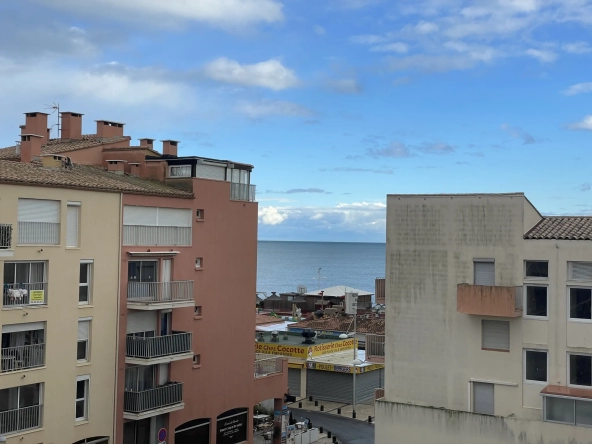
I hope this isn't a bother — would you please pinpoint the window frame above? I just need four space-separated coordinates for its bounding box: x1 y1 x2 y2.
568 353 592 388
79 260 93 305
77 318 91 363
168 165 192 178
523 349 548 384
75 375 90 421
543 395 592 427
524 260 549 279
523 284 549 320
568 286 592 322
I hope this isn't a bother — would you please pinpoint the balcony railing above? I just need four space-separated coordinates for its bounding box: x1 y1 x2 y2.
254 354 283 378
0 405 42 435
0 224 12 249
124 382 183 414
126 332 192 360
365 334 385 363
127 281 194 304
3 282 48 307
17 221 59 245
1 343 45 372
457 283 523 317
230 183 256 202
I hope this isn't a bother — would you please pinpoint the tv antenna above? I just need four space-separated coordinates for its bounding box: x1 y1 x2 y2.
45 102 60 139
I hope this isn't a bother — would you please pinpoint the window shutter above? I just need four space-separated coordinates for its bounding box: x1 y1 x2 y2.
2 321 45 334
67 205 79 247
569 262 592 281
123 206 157 226
126 311 158 334
473 382 494 415
78 320 89 341
18 199 59 222
474 261 495 286
195 165 225 181
157 208 191 227
482 320 510 350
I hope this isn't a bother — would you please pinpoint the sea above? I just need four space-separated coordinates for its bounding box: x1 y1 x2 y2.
256 241 386 299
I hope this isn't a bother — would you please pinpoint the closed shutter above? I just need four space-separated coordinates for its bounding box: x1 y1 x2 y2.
127 312 158 334
195 165 225 181
78 320 90 341
306 370 352 403
355 369 384 403
123 206 157 226
288 368 301 396
157 208 191 227
570 262 592 281
2 321 45 334
18 199 59 222
482 320 510 351
474 261 495 286
473 382 494 415
66 205 79 247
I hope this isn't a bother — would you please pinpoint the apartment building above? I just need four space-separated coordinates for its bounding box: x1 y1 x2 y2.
0 111 288 444
375 193 592 444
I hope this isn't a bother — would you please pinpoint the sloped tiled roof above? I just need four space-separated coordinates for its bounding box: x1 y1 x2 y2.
524 217 592 240
256 314 285 326
289 316 385 335
0 160 193 198
0 135 131 159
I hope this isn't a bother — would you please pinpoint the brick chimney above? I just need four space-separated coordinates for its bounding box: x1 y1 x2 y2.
106 160 126 175
61 112 83 139
139 138 155 149
20 134 44 163
129 163 141 176
23 112 49 145
96 120 125 138
161 140 179 157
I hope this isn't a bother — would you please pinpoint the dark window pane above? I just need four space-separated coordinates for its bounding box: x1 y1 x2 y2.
75 399 85 418
3 263 15 284
19 383 40 407
546 397 575 423
576 400 592 426
79 286 89 303
77 340 87 360
570 354 592 386
526 286 547 316
128 261 141 282
526 261 548 278
570 288 592 320
76 380 85 399
525 351 547 381
15 263 29 283
140 261 157 282
79 264 88 284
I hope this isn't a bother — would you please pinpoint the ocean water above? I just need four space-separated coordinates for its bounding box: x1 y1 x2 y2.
256 241 386 297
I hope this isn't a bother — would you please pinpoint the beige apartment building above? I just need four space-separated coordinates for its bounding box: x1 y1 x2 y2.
375 193 592 444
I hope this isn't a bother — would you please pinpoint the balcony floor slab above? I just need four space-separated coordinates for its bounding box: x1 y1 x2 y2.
125 351 193 366
123 402 185 421
127 301 194 311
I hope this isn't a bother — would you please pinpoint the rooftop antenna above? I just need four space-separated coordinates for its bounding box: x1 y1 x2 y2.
45 102 60 139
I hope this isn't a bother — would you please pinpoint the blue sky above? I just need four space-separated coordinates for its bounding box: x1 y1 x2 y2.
1 0 592 242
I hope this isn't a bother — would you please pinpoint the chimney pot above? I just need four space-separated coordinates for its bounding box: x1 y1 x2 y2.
107 160 126 175
20 134 44 163
161 140 179 157
60 112 84 139
139 138 155 149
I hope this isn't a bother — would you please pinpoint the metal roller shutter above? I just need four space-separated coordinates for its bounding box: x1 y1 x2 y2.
195 165 225 180
157 208 192 227
66 205 79 247
18 199 59 223
127 311 158 334
123 206 157 226
474 261 495 286
482 320 510 351
288 368 301 397
355 369 385 403
307 370 352 403
473 382 494 415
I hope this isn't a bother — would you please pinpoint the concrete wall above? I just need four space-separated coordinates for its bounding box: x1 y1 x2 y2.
376 400 592 444
0 184 121 444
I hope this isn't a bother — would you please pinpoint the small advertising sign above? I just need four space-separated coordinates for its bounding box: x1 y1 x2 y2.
29 290 45 304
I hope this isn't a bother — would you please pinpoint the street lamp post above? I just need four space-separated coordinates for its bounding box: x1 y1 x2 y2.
352 358 363 418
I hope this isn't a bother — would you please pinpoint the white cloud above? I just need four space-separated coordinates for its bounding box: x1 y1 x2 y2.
235 100 313 118
567 115 592 131
370 42 409 53
562 82 592 96
526 48 558 62
314 25 326 35
259 207 289 225
350 34 389 45
326 78 362 94
388 54 478 72
415 20 439 34
563 41 592 54
367 141 413 158
203 58 299 91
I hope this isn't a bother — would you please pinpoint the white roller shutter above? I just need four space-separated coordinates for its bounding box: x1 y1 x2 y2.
66 205 79 247
157 208 191 227
482 320 510 351
569 262 592 281
474 261 495 286
195 165 225 181
473 382 494 415
78 320 90 341
127 311 158 334
123 206 157 226
18 199 59 223
2 321 45 334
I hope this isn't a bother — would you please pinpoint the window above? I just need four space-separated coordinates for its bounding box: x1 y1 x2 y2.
524 350 547 382
525 285 547 317
123 206 192 246
474 260 495 286
17 198 60 245
196 209 204 220
66 203 80 247
79 261 93 304
569 354 592 387
193 354 201 366
570 288 592 320
1 322 46 372
569 262 592 281
473 382 494 415
195 257 203 269
169 165 191 178
0 383 43 433
75 375 89 421
544 396 592 427
525 261 548 278
77 319 91 362
3 261 47 307
482 320 510 351
194 306 202 317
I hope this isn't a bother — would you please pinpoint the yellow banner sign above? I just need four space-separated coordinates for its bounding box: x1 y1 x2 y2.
255 338 356 359
29 290 45 304
309 338 355 357
306 361 384 374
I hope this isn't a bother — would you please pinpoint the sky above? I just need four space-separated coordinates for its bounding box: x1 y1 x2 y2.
1 0 592 243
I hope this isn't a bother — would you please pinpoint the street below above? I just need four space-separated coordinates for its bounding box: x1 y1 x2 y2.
290 407 375 444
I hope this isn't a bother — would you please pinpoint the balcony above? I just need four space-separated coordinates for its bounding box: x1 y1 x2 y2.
0 405 42 435
230 183 256 202
365 334 385 363
0 224 13 257
1 343 45 373
126 332 193 365
254 354 284 379
457 283 523 317
2 283 48 308
127 281 194 310
123 382 184 420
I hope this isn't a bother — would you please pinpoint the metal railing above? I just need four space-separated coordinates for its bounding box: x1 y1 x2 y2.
1 343 45 372
230 183 256 202
124 382 183 414
127 281 193 304
123 226 191 246
17 221 59 245
3 282 48 307
0 223 12 249
254 355 283 378
0 404 42 435
365 334 385 359
126 332 192 359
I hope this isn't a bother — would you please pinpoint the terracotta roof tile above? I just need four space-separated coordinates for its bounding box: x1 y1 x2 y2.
256 314 285 325
525 217 592 240
0 160 193 198
0 135 131 159
290 316 385 334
